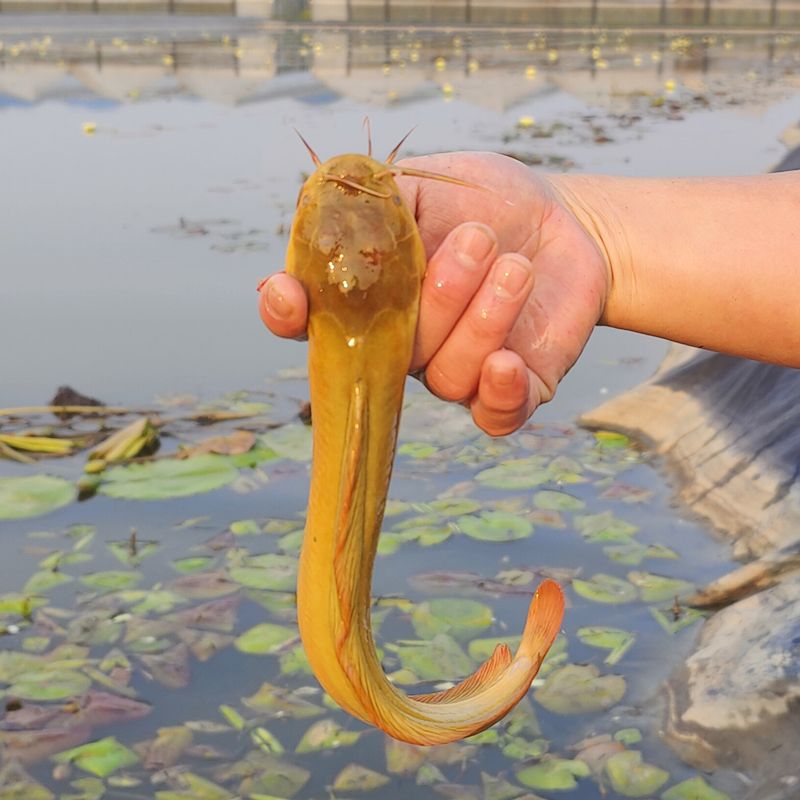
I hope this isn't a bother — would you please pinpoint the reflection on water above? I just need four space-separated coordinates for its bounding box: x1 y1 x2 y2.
1 26 799 107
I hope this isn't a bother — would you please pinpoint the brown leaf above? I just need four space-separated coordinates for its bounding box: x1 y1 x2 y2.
179 431 256 457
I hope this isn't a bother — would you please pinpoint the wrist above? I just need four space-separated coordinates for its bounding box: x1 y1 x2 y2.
545 173 633 330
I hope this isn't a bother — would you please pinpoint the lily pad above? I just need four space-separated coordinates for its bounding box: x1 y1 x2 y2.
99 455 238 500
333 763 390 792
9 669 92 700
0 475 75 520
53 736 139 777
604 541 679 565
458 511 533 542
593 430 631 448
661 776 731 800
259 424 312 461
533 490 585 511
468 635 522 661
475 457 550 489
234 623 296 655
534 664 626 714
428 498 481 516
80 571 141 592
577 626 636 664
650 605 704 635
575 511 638 542
605 750 669 797
23 570 72 594
411 599 493 641
154 772 231 799
388 634 474 681
516 758 590 791
627 571 694 603
0 762 54 798
572 573 637 604
295 718 361 753
229 554 297 591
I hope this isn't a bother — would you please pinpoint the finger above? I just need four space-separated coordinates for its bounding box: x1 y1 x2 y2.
424 252 535 403
469 350 538 436
410 222 498 371
258 273 308 340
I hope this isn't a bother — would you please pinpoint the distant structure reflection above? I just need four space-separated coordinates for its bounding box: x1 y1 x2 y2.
0 25 798 108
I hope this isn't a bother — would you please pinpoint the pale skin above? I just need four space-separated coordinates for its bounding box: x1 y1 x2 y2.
260 151 800 436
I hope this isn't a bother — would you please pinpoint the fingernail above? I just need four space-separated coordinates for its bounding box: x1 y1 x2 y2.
495 258 530 299
453 224 493 268
266 282 290 320
490 363 516 386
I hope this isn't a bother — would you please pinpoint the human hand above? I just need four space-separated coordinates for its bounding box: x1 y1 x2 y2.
259 151 609 435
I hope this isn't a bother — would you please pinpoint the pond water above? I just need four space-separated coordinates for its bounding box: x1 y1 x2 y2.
1 11 799 800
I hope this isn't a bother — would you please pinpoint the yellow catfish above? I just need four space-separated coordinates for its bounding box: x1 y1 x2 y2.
286 139 564 745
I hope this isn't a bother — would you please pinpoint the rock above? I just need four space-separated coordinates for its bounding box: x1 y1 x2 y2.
664 575 800 791
581 348 800 559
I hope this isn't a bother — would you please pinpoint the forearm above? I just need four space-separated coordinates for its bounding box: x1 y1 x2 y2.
550 171 800 367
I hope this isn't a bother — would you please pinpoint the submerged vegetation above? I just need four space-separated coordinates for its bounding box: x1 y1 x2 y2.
0 384 733 799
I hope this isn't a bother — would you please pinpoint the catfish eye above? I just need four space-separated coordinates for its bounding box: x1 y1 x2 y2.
296 188 311 208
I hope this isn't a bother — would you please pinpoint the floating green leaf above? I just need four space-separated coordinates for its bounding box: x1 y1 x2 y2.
388 634 474 681
428 498 481 516
573 573 637 604
10 669 91 700
650 605 704 635
53 737 139 777
243 682 324 719
534 664 626 714
458 511 533 542
661 776 731 800
604 541 679 565
481 772 526 800
99 455 238 500
501 736 548 760
468 635 522 661
279 644 311 676
605 750 669 797
594 430 631 449
80 570 141 592
0 762 54 800
108 539 160 566
575 511 638 542
23 570 72 594
259 425 312 461
251 726 285 755
0 475 75 520
333 763 390 792
577 626 636 664
172 557 214 573
230 519 262 536
533 490 585 511
234 623 296 655
475 456 550 489
516 758 590 790
615 728 643 745
154 771 231 799
229 554 297 591
628 571 694 603
295 718 361 753
411 599 493 641
398 442 439 459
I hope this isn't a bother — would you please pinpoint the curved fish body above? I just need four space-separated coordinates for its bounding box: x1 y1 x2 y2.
287 152 565 745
